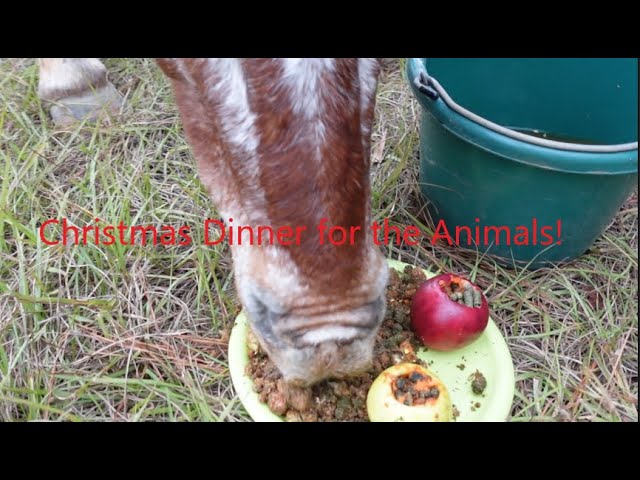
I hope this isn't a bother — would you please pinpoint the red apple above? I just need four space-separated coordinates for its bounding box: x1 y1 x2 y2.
410 274 489 351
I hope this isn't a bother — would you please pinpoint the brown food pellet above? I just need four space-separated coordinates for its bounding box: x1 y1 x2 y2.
285 385 313 411
285 410 302 422
247 266 447 422
471 370 487 395
301 411 318 422
267 391 287 416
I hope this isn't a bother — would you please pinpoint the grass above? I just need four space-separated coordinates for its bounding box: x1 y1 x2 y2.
0 58 637 422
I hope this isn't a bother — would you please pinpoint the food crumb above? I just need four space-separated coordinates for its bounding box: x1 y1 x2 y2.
285 410 302 422
267 391 287 416
470 370 487 395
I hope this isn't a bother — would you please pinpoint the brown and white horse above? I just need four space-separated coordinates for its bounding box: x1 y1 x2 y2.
37 58 389 386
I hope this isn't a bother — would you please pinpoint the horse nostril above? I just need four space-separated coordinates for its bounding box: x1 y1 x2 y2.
246 294 287 350
372 296 385 312
252 296 268 317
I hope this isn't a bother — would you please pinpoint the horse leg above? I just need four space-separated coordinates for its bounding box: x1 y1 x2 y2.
37 58 123 125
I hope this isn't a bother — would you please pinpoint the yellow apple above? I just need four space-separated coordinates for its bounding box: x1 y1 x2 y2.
367 363 453 422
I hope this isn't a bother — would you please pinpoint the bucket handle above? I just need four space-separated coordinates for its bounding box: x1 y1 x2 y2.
408 58 638 154
413 67 440 101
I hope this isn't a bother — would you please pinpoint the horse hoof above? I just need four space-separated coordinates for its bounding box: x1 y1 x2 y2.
49 83 124 126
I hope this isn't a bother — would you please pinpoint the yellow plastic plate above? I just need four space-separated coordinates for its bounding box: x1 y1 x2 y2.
229 259 515 421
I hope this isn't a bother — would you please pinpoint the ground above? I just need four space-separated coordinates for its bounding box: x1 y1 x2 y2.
0 58 637 421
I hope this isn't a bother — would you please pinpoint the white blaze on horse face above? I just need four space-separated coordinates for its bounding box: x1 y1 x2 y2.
281 58 335 160
203 59 268 218
281 58 335 117
205 59 260 154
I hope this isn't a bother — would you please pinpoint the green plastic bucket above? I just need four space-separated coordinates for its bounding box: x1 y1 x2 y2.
406 58 638 268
